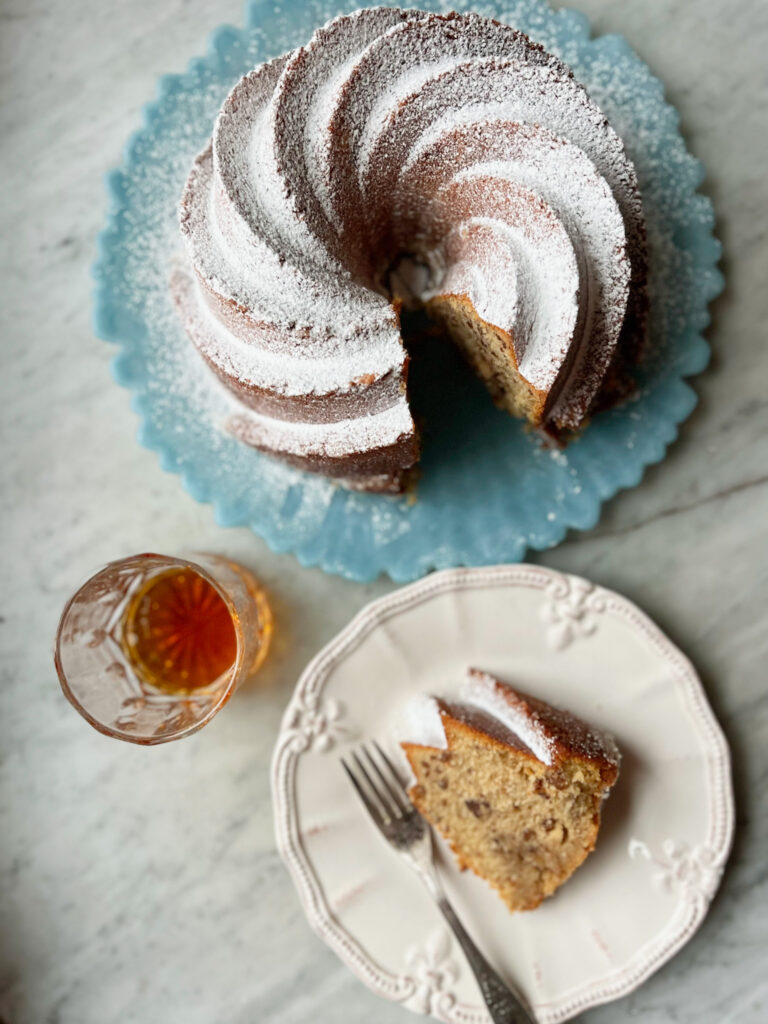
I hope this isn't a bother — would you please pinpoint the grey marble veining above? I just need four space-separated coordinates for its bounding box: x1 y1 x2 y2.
1 0 767 1022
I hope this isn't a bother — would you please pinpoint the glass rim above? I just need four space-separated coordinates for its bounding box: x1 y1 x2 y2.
54 552 246 745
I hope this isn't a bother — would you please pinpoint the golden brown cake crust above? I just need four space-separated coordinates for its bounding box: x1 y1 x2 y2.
457 668 620 783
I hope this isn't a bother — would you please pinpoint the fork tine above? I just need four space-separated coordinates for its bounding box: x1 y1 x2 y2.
362 744 409 816
372 740 414 810
350 750 399 821
341 757 388 827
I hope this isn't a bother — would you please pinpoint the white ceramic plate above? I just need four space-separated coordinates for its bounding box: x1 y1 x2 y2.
271 566 733 1022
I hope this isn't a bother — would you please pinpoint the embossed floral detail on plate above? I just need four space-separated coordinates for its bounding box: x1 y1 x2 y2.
283 693 357 753
403 930 459 1017
540 574 607 650
628 838 724 905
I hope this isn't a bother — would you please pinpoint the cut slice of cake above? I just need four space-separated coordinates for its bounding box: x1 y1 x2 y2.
401 668 620 912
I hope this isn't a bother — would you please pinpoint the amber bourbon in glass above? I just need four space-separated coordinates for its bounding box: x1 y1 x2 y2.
55 553 272 743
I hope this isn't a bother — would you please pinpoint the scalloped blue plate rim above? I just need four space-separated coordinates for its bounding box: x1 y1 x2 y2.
93 0 724 583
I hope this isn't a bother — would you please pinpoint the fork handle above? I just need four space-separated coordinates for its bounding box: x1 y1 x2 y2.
435 893 537 1024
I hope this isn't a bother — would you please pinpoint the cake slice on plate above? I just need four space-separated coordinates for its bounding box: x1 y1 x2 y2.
401 668 620 912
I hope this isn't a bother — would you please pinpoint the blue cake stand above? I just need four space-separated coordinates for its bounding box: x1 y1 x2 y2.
94 0 723 582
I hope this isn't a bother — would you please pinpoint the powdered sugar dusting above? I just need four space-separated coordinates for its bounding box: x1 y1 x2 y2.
408 120 630 420
404 693 450 750
403 667 620 769
173 4 645 482
460 669 558 764
427 203 580 391
172 268 404 398
228 395 414 459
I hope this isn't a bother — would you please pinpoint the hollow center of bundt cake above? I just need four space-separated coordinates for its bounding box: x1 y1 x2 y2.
394 299 502 461
406 714 607 912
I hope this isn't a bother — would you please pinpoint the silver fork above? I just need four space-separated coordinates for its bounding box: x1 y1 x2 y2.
342 741 537 1024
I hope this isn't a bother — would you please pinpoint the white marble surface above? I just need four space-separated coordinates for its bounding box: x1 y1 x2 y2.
1 1 767 1022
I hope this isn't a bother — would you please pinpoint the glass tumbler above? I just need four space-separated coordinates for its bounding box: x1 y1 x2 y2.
55 553 272 744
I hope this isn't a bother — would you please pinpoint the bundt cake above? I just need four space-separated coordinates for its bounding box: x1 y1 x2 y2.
401 668 620 912
173 7 647 493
